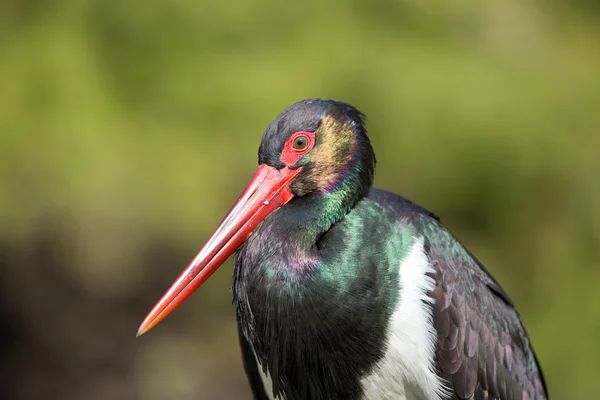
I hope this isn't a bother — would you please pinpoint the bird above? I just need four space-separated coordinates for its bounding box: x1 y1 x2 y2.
137 99 548 400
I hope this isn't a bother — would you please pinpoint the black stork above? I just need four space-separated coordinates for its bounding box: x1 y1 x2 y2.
138 99 548 400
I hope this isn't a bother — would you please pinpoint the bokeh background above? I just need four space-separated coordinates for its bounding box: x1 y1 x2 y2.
1 0 599 399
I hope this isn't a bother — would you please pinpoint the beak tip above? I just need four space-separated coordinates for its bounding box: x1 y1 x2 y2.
136 325 146 338
136 317 154 338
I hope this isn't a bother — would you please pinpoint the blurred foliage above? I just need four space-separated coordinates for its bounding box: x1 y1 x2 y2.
0 0 599 399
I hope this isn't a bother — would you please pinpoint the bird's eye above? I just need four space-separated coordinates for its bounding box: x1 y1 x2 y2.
292 135 309 151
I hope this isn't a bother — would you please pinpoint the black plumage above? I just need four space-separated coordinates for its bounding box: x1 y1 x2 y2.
138 99 548 400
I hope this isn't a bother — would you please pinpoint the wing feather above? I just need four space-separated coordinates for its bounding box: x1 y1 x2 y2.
418 217 548 400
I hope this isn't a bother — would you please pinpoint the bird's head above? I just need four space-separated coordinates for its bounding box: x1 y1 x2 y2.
258 99 375 198
137 99 375 336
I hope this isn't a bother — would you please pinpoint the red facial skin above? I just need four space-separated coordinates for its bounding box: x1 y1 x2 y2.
280 131 316 164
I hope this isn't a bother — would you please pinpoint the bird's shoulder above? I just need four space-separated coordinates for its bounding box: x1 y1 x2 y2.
364 188 548 399
364 188 513 307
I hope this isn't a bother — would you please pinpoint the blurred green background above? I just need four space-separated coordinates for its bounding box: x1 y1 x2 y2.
0 0 598 399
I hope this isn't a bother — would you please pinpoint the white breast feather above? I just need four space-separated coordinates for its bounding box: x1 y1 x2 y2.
255 351 279 399
360 236 450 400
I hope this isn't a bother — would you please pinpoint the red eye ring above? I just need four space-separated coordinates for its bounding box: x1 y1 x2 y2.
292 134 310 152
280 131 315 165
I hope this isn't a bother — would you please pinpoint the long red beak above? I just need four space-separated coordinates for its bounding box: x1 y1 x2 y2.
137 164 301 337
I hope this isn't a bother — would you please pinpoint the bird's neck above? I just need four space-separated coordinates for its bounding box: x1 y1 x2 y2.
231 188 362 284
290 187 363 249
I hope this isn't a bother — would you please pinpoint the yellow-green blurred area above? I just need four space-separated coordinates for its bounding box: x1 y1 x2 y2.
0 0 598 398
